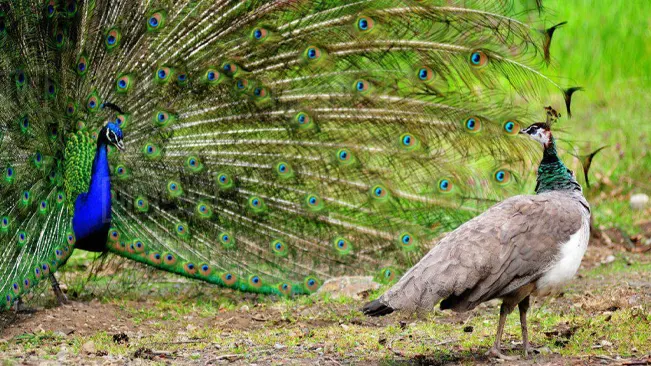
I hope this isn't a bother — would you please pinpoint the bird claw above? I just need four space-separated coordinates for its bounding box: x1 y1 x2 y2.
55 292 69 305
13 299 37 314
486 347 520 361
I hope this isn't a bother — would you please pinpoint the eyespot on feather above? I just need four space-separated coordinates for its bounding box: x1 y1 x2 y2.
437 179 453 193
493 169 512 185
332 237 353 255
464 117 481 133
221 272 237 286
503 120 520 135
303 276 320 293
469 50 488 68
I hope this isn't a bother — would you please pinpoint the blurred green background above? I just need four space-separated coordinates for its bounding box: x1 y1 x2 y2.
539 0 650 232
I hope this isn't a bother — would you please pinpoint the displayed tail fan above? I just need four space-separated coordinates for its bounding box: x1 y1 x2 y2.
1 0 572 308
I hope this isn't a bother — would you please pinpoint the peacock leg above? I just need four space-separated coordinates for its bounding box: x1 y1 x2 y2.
50 273 69 305
518 296 534 357
487 302 519 360
13 298 36 314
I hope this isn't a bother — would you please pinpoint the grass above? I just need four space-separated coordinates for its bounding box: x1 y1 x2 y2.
1 254 649 363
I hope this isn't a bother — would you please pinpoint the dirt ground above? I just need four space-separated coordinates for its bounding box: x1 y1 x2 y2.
0 226 649 365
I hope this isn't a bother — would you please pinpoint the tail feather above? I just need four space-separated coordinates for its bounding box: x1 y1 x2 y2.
0 1 577 308
362 299 395 317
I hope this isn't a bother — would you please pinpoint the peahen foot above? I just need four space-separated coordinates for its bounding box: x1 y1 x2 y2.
50 274 69 305
486 347 520 361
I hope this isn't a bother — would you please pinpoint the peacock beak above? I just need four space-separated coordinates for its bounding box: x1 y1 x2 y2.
116 140 125 151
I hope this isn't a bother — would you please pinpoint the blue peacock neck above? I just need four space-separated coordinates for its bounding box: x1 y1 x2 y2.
535 136 581 194
71 139 112 252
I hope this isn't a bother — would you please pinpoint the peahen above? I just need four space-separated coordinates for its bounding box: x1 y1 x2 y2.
0 0 579 310
363 107 592 358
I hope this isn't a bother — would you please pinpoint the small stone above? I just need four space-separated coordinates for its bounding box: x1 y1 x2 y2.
274 343 286 350
463 326 474 333
316 276 380 299
81 340 96 354
604 255 616 264
630 193 649 210
240 305 250 312
600 339 612 348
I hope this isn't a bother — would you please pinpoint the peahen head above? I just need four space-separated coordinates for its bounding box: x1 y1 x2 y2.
520 106 561 149
99 122 124 151
520 122 552 148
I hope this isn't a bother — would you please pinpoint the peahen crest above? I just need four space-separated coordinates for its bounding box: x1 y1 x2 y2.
0 0 576 308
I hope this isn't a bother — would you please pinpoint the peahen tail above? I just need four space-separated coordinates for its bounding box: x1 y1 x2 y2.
1 0 574 307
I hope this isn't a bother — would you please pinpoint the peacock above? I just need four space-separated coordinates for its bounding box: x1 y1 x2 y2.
0 0 579 310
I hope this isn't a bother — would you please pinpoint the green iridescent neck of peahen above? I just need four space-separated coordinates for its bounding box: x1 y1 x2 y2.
535 136 581 194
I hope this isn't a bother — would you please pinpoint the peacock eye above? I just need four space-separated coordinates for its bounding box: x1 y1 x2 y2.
469 50 488 67
464 117 481 133
358 18 368 30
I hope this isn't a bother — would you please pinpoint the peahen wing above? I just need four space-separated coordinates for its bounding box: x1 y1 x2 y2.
1 0 571 302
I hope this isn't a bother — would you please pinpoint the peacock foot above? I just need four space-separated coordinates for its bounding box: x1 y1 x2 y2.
486 347 520 361
13 298 37 314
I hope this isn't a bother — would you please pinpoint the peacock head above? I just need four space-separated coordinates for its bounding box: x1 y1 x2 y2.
100 122 125 151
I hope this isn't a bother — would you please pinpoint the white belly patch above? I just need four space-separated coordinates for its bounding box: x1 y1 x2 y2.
535 221 589 296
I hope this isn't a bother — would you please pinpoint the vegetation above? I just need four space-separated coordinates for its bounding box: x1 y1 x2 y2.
1 1 649 364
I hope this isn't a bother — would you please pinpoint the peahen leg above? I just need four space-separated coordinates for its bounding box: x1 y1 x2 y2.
487 302 519 360
519 296 533 357
50 273 68 305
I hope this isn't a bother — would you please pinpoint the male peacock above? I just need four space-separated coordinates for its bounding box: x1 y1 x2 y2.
0 0 577 310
